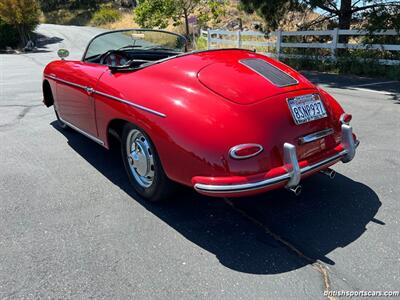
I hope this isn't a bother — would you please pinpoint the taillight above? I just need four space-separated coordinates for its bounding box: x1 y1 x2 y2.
229 144 263 159
340 113 352 125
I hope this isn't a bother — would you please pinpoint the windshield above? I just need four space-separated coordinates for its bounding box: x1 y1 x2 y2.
83 29 187 60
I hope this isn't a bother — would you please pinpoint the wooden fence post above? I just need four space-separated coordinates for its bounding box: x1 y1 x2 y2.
331 28 339 58
276 29 282 59
207 29 211 50
237 30 242 48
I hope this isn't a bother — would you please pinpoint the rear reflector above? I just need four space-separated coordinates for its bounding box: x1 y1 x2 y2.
229 144 264 159
340 113 352 124
240 58 298 87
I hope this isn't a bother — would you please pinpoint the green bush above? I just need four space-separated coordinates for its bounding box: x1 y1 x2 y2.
281 55 400 80
91 7 121 26
43 9 94 26
0 18 19 49
39 0 103 12
278 44 400 80
195 36 208 50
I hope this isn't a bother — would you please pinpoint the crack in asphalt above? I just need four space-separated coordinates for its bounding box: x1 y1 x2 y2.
0 104 42 108
19 54 47 67
0 104 42 131
224 198 335 300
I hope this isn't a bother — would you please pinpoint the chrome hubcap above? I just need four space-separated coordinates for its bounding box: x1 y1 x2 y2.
126 129 155 188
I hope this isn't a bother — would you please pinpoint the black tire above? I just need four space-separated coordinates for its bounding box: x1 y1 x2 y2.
54 107 68 130
121 123 176 202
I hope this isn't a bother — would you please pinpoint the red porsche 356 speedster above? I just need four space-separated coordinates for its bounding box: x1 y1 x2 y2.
43 29 359 202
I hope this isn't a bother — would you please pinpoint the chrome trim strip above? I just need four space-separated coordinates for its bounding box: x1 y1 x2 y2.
194 173 291 193
194 125 358 194
229 144 263 160
45 74 87 91
93 90 167 118
44 74 167 118
194 151 344 194
59 116 105 146
299 128 334 144
300 151 345 174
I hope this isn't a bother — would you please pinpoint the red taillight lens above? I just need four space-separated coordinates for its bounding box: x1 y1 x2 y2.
229 144 263 159
340 113 352 124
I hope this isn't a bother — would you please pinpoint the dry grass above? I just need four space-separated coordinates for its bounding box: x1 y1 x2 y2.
100 12 187 35
41 9 94 26
40 1 325 33
100 13 138 30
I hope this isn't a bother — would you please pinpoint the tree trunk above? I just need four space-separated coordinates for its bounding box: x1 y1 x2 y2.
183 9 190 38
16 24 28 47
338 0 352 43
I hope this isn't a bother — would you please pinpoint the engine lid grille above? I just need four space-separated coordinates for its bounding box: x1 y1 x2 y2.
240 58 298 87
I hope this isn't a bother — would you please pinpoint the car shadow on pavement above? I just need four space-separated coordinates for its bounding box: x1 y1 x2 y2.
52 122 382 275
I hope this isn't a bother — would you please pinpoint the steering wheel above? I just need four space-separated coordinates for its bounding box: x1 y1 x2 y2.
99 50 130 67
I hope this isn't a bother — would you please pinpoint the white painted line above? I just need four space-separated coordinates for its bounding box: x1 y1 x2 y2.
352 80 398 87
351 87 394 95
318 84 396 95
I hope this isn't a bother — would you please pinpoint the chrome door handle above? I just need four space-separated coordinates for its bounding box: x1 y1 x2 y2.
85 87 94 94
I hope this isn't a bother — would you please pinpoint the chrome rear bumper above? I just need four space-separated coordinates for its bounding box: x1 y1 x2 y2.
194 124 359 194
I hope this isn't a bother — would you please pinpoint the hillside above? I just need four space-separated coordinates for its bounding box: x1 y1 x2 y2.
40 0 323 33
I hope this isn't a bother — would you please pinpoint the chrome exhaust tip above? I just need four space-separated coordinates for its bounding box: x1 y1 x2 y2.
287 185 302 196
320 168 336 179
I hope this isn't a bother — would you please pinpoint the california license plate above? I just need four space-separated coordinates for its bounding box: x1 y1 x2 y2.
287 94 327 125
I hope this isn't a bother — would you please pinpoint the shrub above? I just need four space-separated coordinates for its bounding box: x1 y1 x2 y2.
195 36 208 50
39 0 103 12
43 9 94 26
0 18 19 49
0 0 40 46
280 56 400 80
91 7 121 26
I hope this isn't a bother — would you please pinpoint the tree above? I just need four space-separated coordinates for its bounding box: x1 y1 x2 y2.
365 4 400 32
0 17 19 48
38 0 106 12
134 0 225 37
239 0 400 32
0 0 40 46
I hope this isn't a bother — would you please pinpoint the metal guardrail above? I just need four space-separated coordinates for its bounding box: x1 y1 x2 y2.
200 28 400 65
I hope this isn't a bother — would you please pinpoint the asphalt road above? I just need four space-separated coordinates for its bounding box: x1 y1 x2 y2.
1 24 399 299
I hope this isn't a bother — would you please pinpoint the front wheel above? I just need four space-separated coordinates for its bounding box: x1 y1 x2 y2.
121 123 176 202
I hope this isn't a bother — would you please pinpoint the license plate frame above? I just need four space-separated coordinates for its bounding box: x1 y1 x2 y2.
287 94 327 125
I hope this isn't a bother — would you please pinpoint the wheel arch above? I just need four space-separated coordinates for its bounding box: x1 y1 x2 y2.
42 80 54 107
107 118 129 148
106 118 163 149
106 118 173 178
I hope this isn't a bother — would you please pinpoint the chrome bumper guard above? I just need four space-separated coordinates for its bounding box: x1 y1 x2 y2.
194 124 359 194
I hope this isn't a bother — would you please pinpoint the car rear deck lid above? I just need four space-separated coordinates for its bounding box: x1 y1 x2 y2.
240 58 298 87
197 57 312 105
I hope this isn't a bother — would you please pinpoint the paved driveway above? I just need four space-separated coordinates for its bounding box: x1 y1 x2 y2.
0 24 399 299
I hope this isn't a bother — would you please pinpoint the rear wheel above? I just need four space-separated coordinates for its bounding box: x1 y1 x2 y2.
121 123 175 202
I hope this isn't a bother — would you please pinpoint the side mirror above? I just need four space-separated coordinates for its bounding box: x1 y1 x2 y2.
57 49 70 60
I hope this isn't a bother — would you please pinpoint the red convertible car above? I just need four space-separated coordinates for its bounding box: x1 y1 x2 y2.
43 29 359 202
